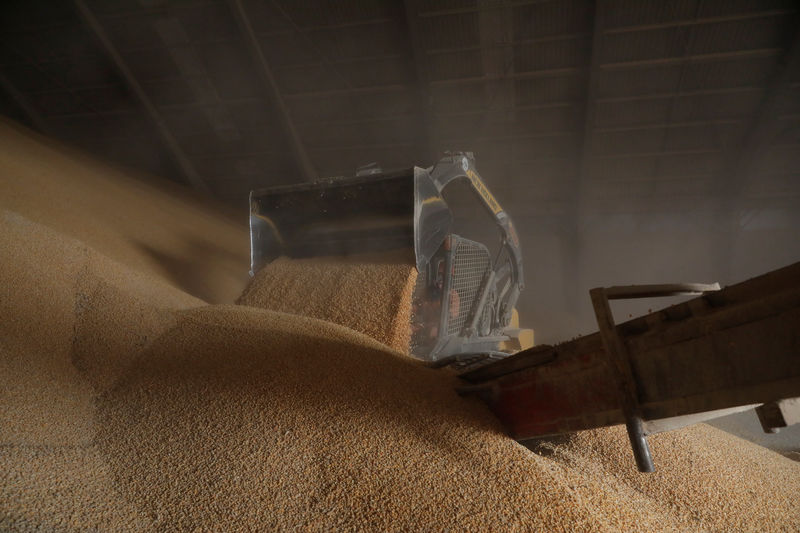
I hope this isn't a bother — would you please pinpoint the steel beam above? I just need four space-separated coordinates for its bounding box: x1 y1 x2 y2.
562 0 602 317
577 0 603 198
106 19 395 56
718 27 800 202
594 148 720 159
601 48 781 70
24 83 119 96
296 130 576 152
420 0 562 18
274 53 406 72
73 0 207 192
226 0 317 181
296 143 719 159
256 16 393 36
427 32 587 56
443 130 574 143
590 172 715 184
605 8 795 35
191 151 285 160
430 66 580 86
596 119 741 133
267 0 356 94
402 0 435 162
281 68 579 99
597 86 762 104
308 141 416 152
477 0 516 133
283 83 407 100
0 72 52 135
36 108 139 120
712 19 800 282
288 101 574 128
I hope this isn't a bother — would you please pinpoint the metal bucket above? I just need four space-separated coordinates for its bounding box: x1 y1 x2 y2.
249 167 453 275
248 154 526 363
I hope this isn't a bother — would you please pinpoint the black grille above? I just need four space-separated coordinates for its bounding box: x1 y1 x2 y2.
447 239 491 336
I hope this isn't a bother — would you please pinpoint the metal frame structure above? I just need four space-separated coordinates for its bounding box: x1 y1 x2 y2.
590 281 720 472
226 0 317 182
711 20 800 281
402 0 435 163
0 1 795 211
73 0 208 192
460 262 800 471
0 72 53 135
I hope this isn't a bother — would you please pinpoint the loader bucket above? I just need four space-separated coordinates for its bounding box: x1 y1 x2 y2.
249 167 453 275
248 153 526 364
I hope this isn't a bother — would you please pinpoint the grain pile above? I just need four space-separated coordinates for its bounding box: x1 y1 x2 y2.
0 212 199 531
238 251 417 352
0 118 249 303
530 425 800 531
2 120 800 532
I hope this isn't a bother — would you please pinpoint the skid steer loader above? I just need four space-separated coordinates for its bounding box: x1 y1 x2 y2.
248 152 533 363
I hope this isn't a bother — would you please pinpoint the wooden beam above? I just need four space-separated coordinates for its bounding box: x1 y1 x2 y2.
73 0 208 192
226 0 317 181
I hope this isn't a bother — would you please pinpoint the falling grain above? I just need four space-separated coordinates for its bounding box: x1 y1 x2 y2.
238 251 417 353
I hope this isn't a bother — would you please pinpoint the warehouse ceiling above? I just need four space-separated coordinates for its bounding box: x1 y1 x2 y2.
1 0 799 219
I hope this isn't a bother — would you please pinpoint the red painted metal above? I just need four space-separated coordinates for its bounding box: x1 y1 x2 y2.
489 349 622 438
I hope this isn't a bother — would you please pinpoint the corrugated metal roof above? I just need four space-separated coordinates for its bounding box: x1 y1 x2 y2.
0 0 797 210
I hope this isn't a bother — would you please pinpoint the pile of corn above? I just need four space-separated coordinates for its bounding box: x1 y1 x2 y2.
238 251 417 353
2 120 799 531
